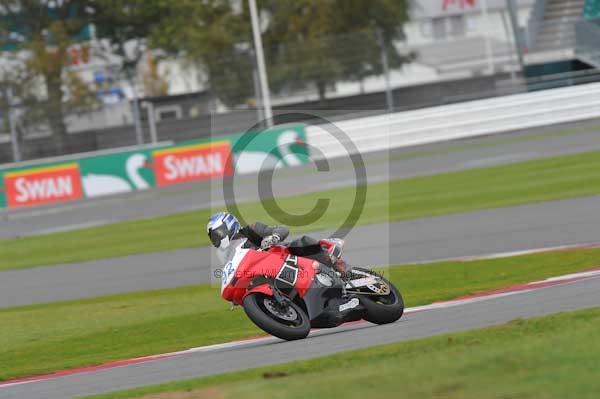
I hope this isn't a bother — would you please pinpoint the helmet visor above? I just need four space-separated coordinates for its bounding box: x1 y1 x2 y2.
208 224 229 248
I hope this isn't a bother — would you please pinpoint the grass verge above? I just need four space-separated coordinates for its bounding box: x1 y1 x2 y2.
87 306 600 399
3 149 600 271
2 246 600 381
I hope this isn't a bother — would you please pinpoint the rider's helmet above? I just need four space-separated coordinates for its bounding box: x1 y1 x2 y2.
207 212 240 249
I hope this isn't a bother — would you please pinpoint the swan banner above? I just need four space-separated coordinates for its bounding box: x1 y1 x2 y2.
2 163 83 209
0 124 309 210
152 141 234 187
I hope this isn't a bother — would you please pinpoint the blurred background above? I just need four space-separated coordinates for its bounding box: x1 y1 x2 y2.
1 0 599 164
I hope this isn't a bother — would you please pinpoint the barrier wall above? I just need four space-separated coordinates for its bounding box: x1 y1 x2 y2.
0 125 308 210
307 82 600 159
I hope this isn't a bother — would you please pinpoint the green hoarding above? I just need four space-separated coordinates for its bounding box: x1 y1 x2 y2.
78 149 157 198
0 124 309 210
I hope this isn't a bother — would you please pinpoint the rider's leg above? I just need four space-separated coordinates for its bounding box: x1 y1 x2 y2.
288 235 348 274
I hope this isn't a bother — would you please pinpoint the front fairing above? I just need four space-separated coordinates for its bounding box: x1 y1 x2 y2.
219 239 249 294
220 243 324 309
216 238 246 267
220 243 290 304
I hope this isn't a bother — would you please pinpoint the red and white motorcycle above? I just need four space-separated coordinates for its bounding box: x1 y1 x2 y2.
219 237 404 340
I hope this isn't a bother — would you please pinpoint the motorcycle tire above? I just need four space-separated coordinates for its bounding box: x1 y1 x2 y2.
353 268 404 325
243 292 311 341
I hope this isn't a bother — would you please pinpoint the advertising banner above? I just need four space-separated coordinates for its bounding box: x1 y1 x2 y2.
78 150 156 198
0 124 309 210
153 141 233 187
227 124 310 175
0 171 5 209
3 163 83 209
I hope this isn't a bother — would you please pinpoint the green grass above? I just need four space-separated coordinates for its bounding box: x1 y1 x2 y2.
3 149 600 271
87 306 600 399
2 246 600 381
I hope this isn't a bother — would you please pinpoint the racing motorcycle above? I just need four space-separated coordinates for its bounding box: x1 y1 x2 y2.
219 237 404 341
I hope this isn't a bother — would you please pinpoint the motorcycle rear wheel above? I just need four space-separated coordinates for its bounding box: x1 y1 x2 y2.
352 268 404 325
243 293 311 341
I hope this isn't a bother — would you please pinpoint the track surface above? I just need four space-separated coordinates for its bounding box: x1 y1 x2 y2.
2 274 600 399
1 118 600 239
2 194 600 308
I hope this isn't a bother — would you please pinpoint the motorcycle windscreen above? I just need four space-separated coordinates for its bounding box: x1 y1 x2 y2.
218 239 248 294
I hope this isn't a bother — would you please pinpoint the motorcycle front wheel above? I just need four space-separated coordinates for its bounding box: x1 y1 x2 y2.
243 292 311 341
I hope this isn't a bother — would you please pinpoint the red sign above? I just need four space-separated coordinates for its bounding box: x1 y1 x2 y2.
4 163 83 208
152 141 233 187
442 0 476 11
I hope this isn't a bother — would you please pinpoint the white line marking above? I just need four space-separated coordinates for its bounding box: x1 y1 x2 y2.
412 242 600 265
29 221 111 235
460 153 534 168
404 291 533 313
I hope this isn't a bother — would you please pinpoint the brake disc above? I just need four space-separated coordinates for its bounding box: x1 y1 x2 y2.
263 298 298 321
367 282 390 296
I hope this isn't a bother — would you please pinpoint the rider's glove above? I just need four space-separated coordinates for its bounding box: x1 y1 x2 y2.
260 234 281 249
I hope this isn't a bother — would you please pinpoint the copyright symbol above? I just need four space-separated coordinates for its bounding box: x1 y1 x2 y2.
213 269 222 278
223 112 367 240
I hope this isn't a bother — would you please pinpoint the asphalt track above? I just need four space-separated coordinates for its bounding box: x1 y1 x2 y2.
1 118 600 239
3 194 600 308
2 273 600 399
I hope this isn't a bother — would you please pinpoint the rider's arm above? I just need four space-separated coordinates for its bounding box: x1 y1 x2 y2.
271 225 289 242
252 222 289 242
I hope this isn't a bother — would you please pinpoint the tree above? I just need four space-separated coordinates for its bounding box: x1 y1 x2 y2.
0 0 100 153
0 0 412 155
146 0 411 106
0 0 174 154
92 0 173 92
147 0 254 108
141 52 169 97
0 63 30 158
259 0 412 101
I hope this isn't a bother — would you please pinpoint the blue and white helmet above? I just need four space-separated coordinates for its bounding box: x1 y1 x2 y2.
207 212 240 249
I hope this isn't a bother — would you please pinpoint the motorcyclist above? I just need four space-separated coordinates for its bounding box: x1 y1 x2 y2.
206 211 289 250
206 212 347 273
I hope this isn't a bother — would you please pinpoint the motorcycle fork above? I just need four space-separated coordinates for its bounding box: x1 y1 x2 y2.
271 279 299 307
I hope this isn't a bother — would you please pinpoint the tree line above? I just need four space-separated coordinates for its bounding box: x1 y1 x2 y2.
0 0 410 153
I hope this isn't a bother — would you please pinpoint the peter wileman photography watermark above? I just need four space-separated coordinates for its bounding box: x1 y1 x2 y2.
212 265 386 283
